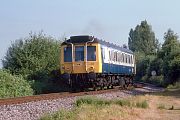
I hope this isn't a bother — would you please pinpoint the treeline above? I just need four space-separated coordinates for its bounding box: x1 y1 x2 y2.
128 20 180 86
0 32 61 98
0 21 180 98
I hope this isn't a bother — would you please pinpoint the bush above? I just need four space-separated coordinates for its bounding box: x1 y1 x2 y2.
75 97 149 109
40 109 77 120
75 97 111 107
0 69 33 98
141 75 148 82
157 103 166 109
167 82 180 89
148 75 164 86
136 100 148 108
115 99 131 107
2 32 61 94
3 32 60 80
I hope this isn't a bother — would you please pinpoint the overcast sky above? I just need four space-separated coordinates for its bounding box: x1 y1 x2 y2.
0 0 180 67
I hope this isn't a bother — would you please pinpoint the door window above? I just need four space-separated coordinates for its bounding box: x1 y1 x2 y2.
75 46 84 61
87 46 96 61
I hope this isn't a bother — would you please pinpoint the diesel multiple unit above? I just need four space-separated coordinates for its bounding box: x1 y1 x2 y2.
60 36 136 90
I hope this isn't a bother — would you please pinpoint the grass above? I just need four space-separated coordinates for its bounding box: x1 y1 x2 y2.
75 96 148 109
40 97 149 120
136 100 148 108
75 97 111 107
167 82 180 89
115 99 131 107
40 88 180 120
157 103 166 109
40 109 77 120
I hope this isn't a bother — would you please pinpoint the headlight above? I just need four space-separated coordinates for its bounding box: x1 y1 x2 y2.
88 66 94 72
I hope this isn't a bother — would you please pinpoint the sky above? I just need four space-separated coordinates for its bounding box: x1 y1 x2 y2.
0 0 180 68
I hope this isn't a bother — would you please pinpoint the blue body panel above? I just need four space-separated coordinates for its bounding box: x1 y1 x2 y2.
102 63 133 75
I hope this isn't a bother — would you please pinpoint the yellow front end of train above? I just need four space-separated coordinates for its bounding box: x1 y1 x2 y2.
60 42 102 74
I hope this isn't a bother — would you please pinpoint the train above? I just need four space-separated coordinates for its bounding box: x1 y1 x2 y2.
60 35 136 90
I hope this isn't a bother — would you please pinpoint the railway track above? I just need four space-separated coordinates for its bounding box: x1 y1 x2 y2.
0 87 122 106
0 83 164 120
0 82 158 106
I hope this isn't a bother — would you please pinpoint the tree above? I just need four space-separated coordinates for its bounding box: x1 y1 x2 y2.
2 32 61 93
128 20 159 55
160 29 180 84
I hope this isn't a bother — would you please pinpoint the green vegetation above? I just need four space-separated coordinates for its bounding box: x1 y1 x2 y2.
75 97 148 108
167 82 180 89
2 32 61 94
1 20 179 98
40 89 180 120
115 99 131 107
40 97 149 120
0 69 33 98
128 20 159 55
129 20 180 86
40 109 77 120
75 97 111 107
157 103 166 109
136 100 148 108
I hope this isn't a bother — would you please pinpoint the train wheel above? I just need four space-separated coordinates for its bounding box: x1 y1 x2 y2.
93 84 97 91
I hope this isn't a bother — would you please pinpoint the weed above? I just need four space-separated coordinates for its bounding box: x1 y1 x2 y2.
167 82 180 89
136 100 148 108
115 99 131 107
40 109 77 120
157 103 166 109
75 97 111 107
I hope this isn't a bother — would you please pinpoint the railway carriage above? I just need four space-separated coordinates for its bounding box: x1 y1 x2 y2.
60 35 136 90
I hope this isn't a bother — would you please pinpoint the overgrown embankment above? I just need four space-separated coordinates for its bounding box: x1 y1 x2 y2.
40 88 180 120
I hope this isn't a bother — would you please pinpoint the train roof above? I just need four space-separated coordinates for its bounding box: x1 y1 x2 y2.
62 35 133 54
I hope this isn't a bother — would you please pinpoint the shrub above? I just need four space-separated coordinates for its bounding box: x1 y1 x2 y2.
141 75 148 82
157 103 166 109
75 97 111 107
115 99 131 107
0 69 33 98
148 75 164 86
2 32 61 94
75 97 149 109
167 82 180 89
40 109 77 120
136 100 148 108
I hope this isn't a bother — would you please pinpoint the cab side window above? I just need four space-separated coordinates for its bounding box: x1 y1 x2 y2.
64 47 72 62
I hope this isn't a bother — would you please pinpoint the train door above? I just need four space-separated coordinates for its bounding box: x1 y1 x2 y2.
73 45 86 73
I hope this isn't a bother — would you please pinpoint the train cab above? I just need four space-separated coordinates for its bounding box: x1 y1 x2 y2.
60 36 102 75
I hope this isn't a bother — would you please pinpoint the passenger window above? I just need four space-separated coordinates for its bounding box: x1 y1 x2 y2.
118 53 121 62
109 51 111 61
128 55 131 64
122 53 124 63
125 54 128 63
64 47 72 62
131 56 133 64
114 52 116 61
75 46 84 61
87 46 96 61
115 52 118 62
